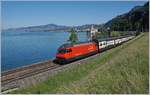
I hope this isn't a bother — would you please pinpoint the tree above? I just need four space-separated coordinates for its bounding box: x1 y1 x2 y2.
69 28 78 44
111 31 121 37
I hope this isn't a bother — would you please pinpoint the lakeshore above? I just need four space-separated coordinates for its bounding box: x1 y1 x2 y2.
1 31 89 71
11 33 149 94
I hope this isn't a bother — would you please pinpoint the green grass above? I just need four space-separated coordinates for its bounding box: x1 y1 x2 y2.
12 33 149 94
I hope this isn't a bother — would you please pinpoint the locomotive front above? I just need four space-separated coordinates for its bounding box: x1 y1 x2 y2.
55 43 73 63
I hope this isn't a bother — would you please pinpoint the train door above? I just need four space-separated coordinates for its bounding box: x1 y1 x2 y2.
99 41 107 49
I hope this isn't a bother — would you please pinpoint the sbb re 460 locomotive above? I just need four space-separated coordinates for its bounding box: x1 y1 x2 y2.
55 35 135 64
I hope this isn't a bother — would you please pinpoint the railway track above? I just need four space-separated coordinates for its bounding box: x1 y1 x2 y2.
1 53 100 93
0 45 126 92
1 60 61 90
2 60 52 76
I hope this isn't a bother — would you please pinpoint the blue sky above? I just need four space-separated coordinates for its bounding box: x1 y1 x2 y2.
2 1 147 29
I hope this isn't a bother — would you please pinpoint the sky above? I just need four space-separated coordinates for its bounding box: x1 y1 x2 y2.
2 1 147 29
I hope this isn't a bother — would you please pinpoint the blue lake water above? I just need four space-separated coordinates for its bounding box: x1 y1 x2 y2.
1 31 89 71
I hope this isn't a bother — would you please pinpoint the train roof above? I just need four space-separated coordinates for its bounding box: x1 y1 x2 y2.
59 41 92 49
97 35 132 42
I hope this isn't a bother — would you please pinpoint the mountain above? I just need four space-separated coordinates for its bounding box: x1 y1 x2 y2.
74 24 103 31
4 23 102 32
4 24 71 32
4 2 148 32
104 2 149 32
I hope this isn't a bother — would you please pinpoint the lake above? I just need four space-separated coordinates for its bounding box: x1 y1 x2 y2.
1 31 89 71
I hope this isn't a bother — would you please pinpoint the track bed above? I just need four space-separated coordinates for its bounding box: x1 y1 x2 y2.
1 60 61 91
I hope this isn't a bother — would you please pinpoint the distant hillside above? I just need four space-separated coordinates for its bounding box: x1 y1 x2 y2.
4 24 71 32
4 24 103 32
74 24 103 31
4 2 149 32
104 2 149 32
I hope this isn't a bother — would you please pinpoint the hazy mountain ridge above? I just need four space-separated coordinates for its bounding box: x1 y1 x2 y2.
4 2 149 32
4 24 71 32
4 23 103 32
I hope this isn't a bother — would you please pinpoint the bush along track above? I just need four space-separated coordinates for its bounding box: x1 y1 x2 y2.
12 33 149 94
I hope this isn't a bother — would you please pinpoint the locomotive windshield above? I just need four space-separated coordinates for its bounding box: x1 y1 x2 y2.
58 49 72 54
58 49 67 54
59 43 73 48
57 43 73 54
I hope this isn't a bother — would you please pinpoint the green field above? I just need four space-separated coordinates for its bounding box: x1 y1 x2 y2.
12 33 149 94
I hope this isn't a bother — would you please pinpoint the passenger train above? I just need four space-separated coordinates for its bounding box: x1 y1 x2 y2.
55 35 135 64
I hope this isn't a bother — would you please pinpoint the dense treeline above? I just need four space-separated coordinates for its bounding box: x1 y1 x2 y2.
104 2 149 32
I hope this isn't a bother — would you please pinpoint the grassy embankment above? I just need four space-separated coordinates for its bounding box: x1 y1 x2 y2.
12 33 149 94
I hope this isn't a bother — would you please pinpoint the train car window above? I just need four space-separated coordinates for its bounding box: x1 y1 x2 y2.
100 43 102 46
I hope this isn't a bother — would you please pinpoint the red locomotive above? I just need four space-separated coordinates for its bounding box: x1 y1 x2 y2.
55 35 135 64
55 41 98 63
